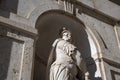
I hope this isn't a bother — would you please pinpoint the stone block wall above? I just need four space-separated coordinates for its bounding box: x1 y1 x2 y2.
0 16 37 80
0 0 120 80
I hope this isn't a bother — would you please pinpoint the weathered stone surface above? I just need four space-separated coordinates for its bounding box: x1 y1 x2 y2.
0 0 120 80
0 37 22 80
103 61 120 80
0 23 35 80
77 13 119 57
0 16 37 37
115 25 120 49
78 0 120 20
10 0 61 27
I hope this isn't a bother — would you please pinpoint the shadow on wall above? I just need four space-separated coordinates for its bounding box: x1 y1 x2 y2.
0 27 12 80
109 0 120 6
34 10 102 80
85 58 102 80
0 0 19 18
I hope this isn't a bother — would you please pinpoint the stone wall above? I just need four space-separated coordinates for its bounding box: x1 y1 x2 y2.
0 16 37 80
0 0 120 80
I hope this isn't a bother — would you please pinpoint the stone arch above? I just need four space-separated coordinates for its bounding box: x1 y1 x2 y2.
84 26 107 80
27 1 62 27
85 26 103 79
33 10 105 80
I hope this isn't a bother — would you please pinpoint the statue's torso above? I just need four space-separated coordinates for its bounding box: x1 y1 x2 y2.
51 39 78 76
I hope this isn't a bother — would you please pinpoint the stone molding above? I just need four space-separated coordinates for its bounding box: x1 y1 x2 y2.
0 16 37 38
0 26 35 80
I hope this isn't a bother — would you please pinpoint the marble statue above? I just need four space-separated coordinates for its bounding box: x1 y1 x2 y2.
47 27 84 80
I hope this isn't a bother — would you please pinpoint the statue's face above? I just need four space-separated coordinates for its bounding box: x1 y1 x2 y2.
62 31 71 40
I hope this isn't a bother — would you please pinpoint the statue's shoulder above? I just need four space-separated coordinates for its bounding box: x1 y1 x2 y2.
52 38 62 47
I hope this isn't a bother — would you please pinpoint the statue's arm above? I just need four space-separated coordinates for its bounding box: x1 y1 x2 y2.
47 46 55 68
47 39 61 70
75 50 82 69
46 46 56 80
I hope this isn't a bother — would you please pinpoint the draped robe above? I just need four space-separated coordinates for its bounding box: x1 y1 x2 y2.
47 39 84 80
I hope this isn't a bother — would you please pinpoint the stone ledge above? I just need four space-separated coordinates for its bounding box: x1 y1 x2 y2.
77 0 120 20
0 16 38 38
102 49 120 68
65 0 120 25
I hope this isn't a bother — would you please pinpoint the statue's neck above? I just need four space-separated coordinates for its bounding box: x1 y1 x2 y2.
62 36 68 41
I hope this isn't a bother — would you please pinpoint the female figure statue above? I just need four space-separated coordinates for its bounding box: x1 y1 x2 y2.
47 27 84 80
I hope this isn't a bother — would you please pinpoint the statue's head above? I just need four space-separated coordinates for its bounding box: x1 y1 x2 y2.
59 27 71 41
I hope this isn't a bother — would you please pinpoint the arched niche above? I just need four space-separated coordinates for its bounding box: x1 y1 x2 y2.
85 28 102 79
33 10 102 80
